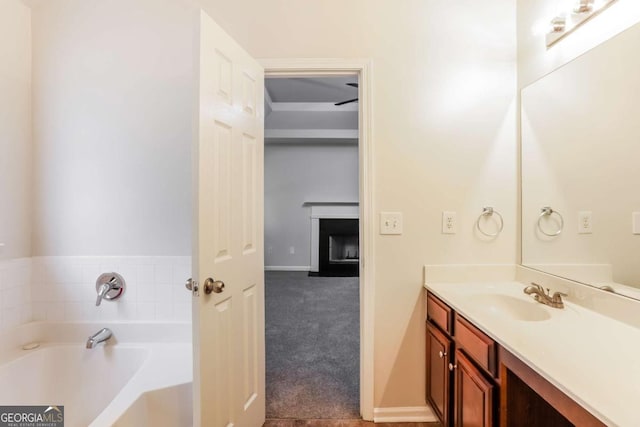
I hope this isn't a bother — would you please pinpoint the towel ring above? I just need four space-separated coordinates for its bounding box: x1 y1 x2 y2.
537 206 564 237
476 207 503 237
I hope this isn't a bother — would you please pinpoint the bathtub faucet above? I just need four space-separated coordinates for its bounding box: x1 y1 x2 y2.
86 328 112 349
95 276 122 306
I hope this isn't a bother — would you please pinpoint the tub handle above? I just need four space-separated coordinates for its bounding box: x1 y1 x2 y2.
95 273 125 306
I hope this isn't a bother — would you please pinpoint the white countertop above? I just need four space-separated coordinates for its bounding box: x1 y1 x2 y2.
425 281 640 427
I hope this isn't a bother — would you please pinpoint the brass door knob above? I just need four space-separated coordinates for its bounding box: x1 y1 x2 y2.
204 278 225 294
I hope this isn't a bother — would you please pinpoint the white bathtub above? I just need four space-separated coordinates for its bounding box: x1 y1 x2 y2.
112 383 192 427
0 322 192 427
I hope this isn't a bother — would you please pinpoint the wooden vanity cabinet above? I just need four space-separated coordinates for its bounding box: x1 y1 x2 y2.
454 349 495 427
426 322 452 425
426 291 606 427
426 293 498 427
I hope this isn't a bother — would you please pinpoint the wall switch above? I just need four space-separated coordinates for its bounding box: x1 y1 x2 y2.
442 211 457 234
289 246 295 254
380 212 403 235
578 211 593 234
633 212 640 235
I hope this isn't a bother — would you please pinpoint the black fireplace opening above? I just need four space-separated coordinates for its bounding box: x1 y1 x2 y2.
318 218 359 277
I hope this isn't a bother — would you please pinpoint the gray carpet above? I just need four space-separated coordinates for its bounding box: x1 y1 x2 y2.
266 271 360 419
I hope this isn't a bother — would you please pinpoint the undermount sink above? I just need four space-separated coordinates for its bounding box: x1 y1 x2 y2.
472 294 551 322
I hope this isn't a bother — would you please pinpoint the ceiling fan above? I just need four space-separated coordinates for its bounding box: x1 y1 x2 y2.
334 83 359 106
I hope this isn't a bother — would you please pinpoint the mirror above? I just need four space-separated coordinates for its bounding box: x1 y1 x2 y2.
521 21 640 300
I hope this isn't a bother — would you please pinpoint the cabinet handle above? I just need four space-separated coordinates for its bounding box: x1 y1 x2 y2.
438 351 447 358
448 363 457 371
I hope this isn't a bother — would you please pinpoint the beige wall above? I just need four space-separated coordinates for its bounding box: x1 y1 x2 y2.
27 0 517 408
0 0 31 260
199 0 517 407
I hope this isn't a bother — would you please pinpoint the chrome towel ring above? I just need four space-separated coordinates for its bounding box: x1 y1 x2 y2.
476 207 504 237
538 206 564 236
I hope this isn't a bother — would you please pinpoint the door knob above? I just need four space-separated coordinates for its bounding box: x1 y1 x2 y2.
185 278 200 296
448 363 457 371
438 351 447 359
204 278 225 294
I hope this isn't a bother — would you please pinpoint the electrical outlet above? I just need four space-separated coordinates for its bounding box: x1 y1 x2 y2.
578 211 593 234
633 212 640 235
289 246 295 255
380 212 403 235
442 211 457 234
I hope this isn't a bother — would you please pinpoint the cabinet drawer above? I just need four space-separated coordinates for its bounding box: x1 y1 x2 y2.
455 315 496 377
427 293 453 334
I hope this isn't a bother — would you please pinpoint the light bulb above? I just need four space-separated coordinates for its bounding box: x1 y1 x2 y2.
573 0 594 13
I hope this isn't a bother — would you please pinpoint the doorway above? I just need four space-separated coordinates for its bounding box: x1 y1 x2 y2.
262 59 374 421
263 75 360 419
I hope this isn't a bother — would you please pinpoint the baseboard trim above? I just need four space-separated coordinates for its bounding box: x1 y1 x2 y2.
373 406 437 423
264 266 310 272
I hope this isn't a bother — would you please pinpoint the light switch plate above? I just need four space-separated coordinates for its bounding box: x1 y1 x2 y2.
380 212 403 235
442 211 457 234
633 212 640 235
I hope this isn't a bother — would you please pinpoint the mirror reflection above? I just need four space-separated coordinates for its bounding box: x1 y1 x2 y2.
521 21 640 300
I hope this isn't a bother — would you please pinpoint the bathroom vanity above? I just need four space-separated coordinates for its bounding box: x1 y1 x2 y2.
421 15 640 427
423 277 639 427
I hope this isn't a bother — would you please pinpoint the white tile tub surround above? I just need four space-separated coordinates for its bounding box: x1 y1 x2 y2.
0 258 32 332
31 257 192 322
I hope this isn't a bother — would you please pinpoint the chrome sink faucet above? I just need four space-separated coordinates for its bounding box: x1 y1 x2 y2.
524 283 567 309
86 328 112 349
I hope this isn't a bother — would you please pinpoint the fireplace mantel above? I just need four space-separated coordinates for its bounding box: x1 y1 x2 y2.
307 202 359 273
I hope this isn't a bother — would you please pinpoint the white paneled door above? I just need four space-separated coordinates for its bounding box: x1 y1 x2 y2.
192 10 265 427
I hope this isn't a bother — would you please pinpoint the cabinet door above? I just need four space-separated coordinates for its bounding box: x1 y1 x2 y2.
454 349 494 427
426 323 452 426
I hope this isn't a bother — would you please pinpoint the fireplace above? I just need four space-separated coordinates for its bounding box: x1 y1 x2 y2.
318 218 359 277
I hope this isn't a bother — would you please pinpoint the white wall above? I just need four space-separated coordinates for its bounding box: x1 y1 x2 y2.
0 0 31 260
264 143 359 268
30 0 195 256
200 0 517 408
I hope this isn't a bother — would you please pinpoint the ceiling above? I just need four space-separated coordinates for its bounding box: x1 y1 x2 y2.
265 77 358 103
264 76 359 144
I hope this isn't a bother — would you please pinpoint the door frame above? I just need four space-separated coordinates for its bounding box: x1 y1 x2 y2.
261 58 375 421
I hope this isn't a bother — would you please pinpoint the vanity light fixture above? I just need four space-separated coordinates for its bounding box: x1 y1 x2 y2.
574 0 594 13
551 16 567 32
546 0 618 47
